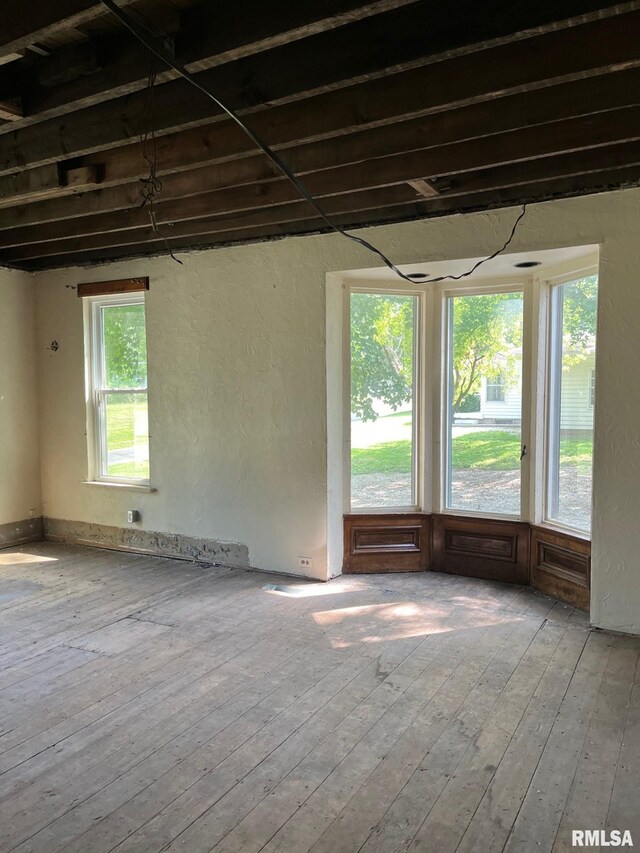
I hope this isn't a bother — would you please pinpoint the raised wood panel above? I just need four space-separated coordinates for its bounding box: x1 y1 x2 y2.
343 514 431 573
432 514 530 584
343 514 591 612
531 525 590 610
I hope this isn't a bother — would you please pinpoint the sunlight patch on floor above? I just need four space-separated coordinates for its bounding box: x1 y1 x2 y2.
0 551 59 566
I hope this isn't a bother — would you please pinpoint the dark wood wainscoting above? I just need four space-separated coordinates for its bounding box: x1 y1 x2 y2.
530 525 590 609
432 514 530 585
343 514 590 611
343 514 431 573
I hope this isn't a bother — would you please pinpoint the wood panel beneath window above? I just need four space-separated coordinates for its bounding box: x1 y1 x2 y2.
343 514 590 610
431 514 530 585
343 513 431 573
530 525 590 609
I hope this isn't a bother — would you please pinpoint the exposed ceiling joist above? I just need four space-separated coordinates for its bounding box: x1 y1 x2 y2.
0 1 136 58
0 99 22 121
1 7 639 179
1 1 639 270
13 167 638 271
3 128 639 258
4 147 638 256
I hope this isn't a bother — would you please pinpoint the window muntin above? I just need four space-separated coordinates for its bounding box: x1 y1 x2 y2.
486 373 505 402
546 275 598 533
349 291 418 509
445 290 524 517
87 295 149 484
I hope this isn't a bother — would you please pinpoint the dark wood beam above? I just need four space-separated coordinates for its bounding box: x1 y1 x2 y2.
2 63 640 212
0 95 638 238
1 186 420 261
4 132 640 261
1 8 639 176
3 140 639 251
10 168 639 270
5 1 635 129
0 99 22 121
0 1 136 57
11 0 422 121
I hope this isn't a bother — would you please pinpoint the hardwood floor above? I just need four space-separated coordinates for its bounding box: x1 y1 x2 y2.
0 542 637 853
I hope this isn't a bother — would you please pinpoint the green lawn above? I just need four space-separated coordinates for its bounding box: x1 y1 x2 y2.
105 398 149 478
352 430 593 476
106 397 147 450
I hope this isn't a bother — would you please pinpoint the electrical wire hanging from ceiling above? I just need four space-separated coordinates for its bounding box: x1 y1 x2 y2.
98 0 527 283
139 57 183 264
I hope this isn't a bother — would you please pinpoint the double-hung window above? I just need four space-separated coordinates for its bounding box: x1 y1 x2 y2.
85 293 150 485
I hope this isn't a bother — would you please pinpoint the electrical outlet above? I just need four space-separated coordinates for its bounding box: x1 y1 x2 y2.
127 509 140 523
297 556 313 570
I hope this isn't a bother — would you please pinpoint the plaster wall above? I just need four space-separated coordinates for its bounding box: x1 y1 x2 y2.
0 268 41 529
33 187 640 631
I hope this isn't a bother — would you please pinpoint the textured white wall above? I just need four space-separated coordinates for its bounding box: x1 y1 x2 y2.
33 187 640 631
0 268 41 524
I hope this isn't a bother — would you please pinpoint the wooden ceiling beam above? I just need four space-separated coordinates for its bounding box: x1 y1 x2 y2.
8 167 639 269
0 99 23 122
4 1 635 130
0 93 638 234
1 8 640 177
9 0 422 122
0 1 137 57
2 55 640 213
3 135 639 251
3 134 639 257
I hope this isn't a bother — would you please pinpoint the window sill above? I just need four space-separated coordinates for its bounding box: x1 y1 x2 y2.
82 481 157 493
534 520 590 542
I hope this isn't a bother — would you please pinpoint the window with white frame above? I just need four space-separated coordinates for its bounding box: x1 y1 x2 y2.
545 274 598 533
85 293 150 484
485 373 505 402
444 288 524 517
338 258 598 538
349 290 419 510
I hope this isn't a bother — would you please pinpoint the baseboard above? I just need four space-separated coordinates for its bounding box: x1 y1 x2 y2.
0 516 44 548
42 517 250 568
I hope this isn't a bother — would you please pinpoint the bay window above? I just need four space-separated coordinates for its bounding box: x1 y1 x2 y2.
340 258 598 538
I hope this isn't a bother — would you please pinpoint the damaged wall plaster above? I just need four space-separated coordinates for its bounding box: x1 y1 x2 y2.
43 517 249 566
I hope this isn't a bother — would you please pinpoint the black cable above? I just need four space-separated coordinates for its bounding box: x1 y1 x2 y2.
419 204 527 283
139 59 183 264
98 0 527 282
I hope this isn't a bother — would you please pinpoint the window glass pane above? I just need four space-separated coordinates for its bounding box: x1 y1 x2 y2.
350 292 416 509
102 303 147 389
547 275 597 532
447 291 523 515
104 392 149 480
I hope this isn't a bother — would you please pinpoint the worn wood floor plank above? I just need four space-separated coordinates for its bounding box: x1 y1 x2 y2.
0 543 637 853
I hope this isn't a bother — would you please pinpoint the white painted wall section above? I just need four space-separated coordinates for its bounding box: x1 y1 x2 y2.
0 268 41 525
32 187 640 632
